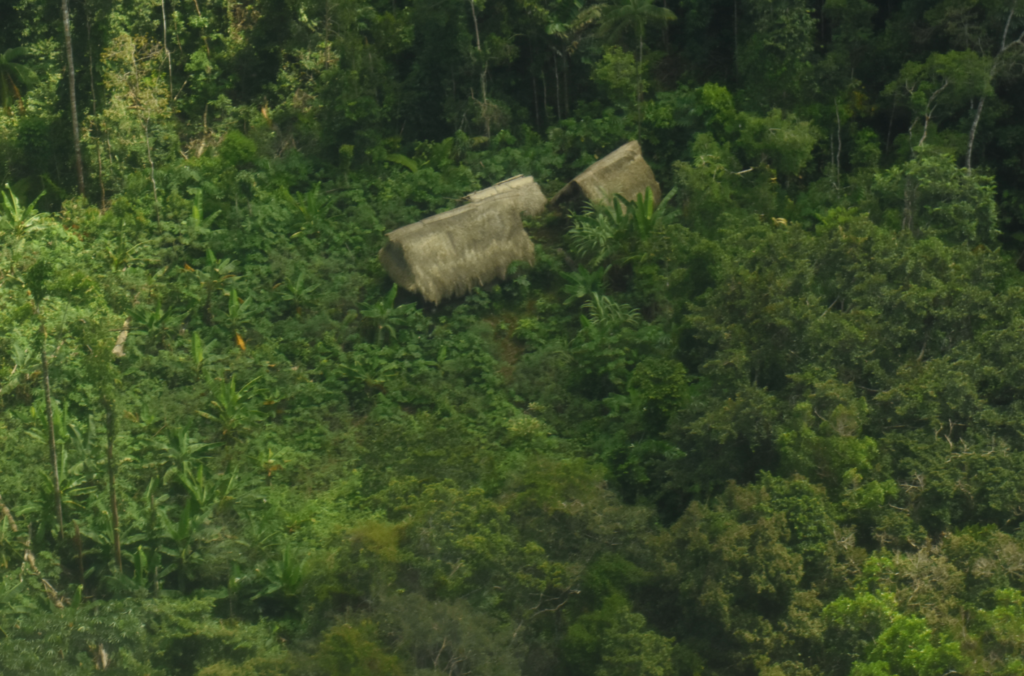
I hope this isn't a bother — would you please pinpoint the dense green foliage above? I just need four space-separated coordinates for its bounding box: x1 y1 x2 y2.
3 0 1024 673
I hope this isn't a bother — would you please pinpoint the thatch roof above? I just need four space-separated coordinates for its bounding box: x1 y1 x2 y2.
466 175 547 218
379 195 535 304
553 140 661 207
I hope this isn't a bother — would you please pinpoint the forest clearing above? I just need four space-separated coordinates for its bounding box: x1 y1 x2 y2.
3 0 1024 673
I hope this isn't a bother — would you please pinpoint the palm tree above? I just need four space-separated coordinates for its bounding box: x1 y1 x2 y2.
546 2 603 120
0 47 40 115
598 0 675 133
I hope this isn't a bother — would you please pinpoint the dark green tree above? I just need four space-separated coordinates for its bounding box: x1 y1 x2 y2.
598 0 675 132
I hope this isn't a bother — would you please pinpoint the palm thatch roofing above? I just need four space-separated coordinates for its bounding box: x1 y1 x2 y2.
466 175 547 218
379 194 536 304
552 140 661 207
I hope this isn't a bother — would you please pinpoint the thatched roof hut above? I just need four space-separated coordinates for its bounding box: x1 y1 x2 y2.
379 195 535 304
552 140 661 207
466 175 547 218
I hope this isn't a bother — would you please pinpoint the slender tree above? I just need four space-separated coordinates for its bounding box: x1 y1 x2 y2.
60 0 86 195
104 401 122 573
93 326 124 573
468 0 492 137
36 301 64 540
926 0 1024 171
546 3 603 122
966 5 1024 171
24 259 64 540
160 0 172 95
83 2 106 208
598 0 675 135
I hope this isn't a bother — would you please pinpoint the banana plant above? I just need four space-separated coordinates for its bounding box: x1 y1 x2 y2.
360 284 418 345
276 269 320 316
224 287 257 336
0 183 48 239
226 561 249 616
582 293 641 327
0 331 40 398
339 345 399 393
0 184 49 277
257 445 289 486
63 416 108 504
177 463 237 514
101 232 156 272
561 265 611 304
623 186 676 263
629 186 659 239
183 190 221 243
252 540 305 600
158 498 207 593
141 476 170 539
189 332 221 378
566 187 676 268
0 512 17 570
192 249 240 324
283 182 338 239
0 578 35 616
198 375 266 439
566 200 625 264
77 496 145 583
158 427 215 486
22 403 98 520
153 461 236 593
131 545 162 593
129 301 184 349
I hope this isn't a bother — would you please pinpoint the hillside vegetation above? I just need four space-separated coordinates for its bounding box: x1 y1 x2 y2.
3 0 1024 674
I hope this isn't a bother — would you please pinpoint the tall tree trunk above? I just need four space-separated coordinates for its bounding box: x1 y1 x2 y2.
541 70 549 123
104 407 122 573
966 7 1024 173
636 26 644 137
902 174 916 233
562 53 570 118
916 82 949 150
532 75 540 128
192 0 211 55
553 53 562 120
84 4 105 209
834 100 842 180
885 90 897 153
60 0 86 196
734 0 740 72
142 120 161 222
966 95 985 173
965 61 998 173
161 0 173 96
663 0 670 51
73 521 85 585
149 490 160 594
468 0 490 137
37 306 63 540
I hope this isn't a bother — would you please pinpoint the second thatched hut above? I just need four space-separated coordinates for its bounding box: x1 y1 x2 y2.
379 191 537 304
552 140 661 207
